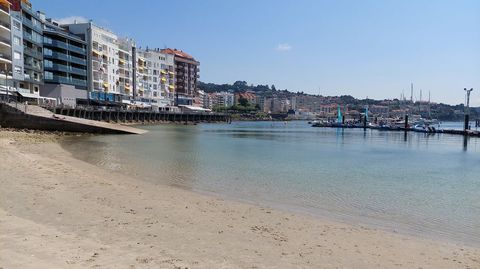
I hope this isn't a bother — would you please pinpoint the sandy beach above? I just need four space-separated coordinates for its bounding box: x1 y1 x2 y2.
0 130 479 269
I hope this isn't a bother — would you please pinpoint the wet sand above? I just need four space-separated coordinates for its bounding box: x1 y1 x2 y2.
0 130 479 268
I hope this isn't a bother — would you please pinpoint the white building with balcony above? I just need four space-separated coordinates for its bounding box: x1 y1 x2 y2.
65 22 134 103
136 48 175 107
0 0 12 94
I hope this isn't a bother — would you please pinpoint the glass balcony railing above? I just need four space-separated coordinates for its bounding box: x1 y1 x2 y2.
44 52 86 65
70 67 87 75
24 47 43 59
23 32 43 46
69 55 86 65
68 44 86 54
22 17 42 32
44 40 68 49
45 63 87 76
47 75 87 87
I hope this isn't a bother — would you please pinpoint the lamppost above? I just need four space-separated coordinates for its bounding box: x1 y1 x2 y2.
2 63 8 103
464 88 473 131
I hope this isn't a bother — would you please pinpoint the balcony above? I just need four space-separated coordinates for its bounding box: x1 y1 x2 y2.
44 51 86 66
45 51 69 61
46 64 86 76
0 20 10 31
24 47 43 59
70 66 87 76
22 17 42 33
0 52 11 63
24 62 42 72
46 75 87 87
23 32 42 46
44 39 68 50
69 55 86 65
0 36 10 47
0 4 8 15
68 44 86 54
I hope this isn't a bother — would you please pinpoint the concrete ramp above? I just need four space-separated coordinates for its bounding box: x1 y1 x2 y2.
0 102 147 135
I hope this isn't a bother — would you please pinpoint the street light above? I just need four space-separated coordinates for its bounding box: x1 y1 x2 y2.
464 88 473 131
1 63 8 103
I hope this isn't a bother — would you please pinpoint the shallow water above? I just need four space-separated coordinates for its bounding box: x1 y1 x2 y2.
62 121 480 246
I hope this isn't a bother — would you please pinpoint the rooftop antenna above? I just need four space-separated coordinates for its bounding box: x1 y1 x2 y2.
420 89 422 102
428 90 431 103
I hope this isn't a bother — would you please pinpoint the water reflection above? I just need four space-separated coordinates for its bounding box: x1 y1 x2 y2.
61 122 480 246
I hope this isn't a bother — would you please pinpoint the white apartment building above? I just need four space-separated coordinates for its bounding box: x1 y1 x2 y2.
136 48 175 106
0 0 12 92
205 91 234 109
117 37 134 97
66 22 134 102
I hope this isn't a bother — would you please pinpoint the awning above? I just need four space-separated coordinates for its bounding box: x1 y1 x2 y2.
103 83 109 88
168 85 174 89
161 77 167 82
17 91 40 99
92 49 101 56
178 105 212 112
161 70 167 74
119 59 125 65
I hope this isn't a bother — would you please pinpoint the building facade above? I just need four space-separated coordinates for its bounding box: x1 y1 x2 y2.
136 48 175 106
66 22 134 103
0 0 12 94
4 0 44 98
42 18 87 90
161 48 199 106
18 0 43 95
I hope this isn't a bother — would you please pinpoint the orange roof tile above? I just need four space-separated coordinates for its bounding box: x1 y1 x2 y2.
160 48 195 60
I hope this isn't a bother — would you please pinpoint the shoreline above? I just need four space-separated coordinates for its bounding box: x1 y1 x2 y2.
1 130 479 268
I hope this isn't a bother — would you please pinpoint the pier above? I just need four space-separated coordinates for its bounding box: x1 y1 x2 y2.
0 102 147 134
311 121 480 137
52 107 231 124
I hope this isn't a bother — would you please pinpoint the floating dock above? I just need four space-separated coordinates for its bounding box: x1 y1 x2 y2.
0 102 147 134
311 122 480 137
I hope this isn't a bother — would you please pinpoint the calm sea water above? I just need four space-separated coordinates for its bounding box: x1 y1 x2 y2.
62 121 480 246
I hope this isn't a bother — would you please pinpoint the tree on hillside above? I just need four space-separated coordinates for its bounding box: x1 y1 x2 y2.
238 97 249 107
271 85 276 91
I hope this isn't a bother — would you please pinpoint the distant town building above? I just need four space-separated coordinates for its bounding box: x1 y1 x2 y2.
206 91 234 109
235 91 256 106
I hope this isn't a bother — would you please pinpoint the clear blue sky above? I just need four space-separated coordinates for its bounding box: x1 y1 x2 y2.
33 0 480 106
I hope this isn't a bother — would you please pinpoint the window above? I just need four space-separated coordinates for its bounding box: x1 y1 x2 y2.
44 71 53 80
13 21 20 31
13 36 21 46
44 60 53 68
13 51 21 60
14 66 22 75
44 48 53 56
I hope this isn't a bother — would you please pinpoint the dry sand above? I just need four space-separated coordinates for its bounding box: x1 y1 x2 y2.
0 130 479 269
